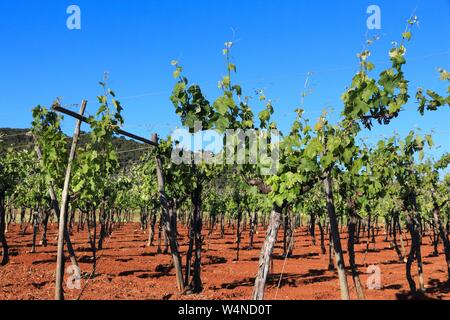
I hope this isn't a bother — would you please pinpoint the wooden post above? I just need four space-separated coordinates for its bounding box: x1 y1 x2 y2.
152 134 185 292
253 205 282 300
55 101 87 300
323 170 350 300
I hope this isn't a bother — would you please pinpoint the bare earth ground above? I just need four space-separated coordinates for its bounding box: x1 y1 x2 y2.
1 223 449 300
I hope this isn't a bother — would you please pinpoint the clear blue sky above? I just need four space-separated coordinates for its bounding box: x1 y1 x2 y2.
1 0 449 160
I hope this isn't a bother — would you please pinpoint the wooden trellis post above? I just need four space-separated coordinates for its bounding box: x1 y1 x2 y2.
55 101 87 300
53 105 185 294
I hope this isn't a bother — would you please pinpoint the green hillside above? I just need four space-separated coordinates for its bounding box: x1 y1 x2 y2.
0 127 149 165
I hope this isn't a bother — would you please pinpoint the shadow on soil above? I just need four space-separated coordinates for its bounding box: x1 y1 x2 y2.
244 252 320 262
396 279 450 300
31 258 56 265
118 269 148 276
205 255 228 266
425 279 450 300
215 269 335 290
31 281 49 289
116 263 175 279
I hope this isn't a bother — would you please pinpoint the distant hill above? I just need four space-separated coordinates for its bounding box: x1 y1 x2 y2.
0 128 33 149
0 128 150 166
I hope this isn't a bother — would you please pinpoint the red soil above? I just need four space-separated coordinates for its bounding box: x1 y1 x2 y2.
0 223 449 300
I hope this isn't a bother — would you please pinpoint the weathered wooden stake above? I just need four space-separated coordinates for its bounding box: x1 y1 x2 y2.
55 100 87 300
253 205 282 300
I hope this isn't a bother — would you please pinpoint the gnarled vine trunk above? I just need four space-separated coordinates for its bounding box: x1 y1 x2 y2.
432 203 450 281
236 208 242 261
249 211 257 249
0 192 9 266
347 202 365 300
152 134 184 292
190 180 203 293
